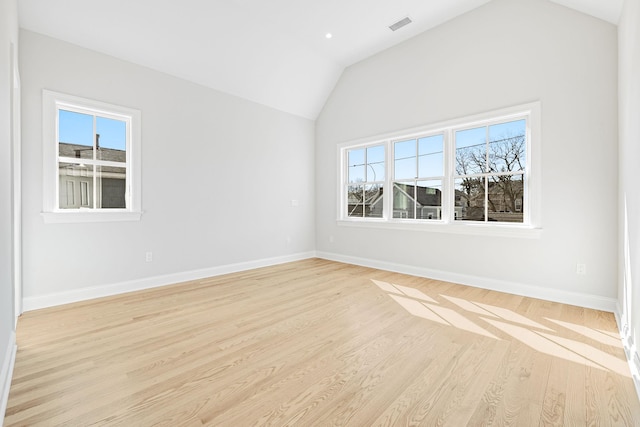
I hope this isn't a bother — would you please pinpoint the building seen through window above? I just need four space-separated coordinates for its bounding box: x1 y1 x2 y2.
57 109 127 210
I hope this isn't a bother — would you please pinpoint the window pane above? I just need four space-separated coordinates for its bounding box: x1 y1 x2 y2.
347 184 363 217
348 149 365 184
367 145 385 181
393 182 415 219
455 127 486 175
364 184 383 218
489 119 526 173
416 180 442 220
59 109 94 160
455 177 485 221
97 165 127 209
97 116 127 163
394 139 416 180
487 174 524 223
418 135 443 177
395 157 416 181
59 162 93 209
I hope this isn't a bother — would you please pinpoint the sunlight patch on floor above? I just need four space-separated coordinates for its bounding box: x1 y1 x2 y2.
371 279 437 303
545 318 623 348
596 328 623 339
393 284 437 303
372 279 629 377
389 294 448 325
425 303 499 339
483 318 609 372
537 331 630 376
440 295 497 317
371 279 402 295
473 302 554 331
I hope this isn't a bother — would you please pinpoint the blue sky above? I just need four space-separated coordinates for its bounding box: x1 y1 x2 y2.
348 145 385 183
394 134 443 180
347 119 525 184
59 109 126 151
456 119 526 150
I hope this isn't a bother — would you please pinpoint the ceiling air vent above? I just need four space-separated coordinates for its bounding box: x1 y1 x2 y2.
388 17 412 32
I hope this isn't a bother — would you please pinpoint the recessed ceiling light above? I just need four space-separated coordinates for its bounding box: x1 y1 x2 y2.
325 33 333 39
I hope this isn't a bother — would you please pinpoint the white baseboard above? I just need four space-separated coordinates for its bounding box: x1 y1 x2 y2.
1 331 17 423
24 250 619 314
23 251 316 312
316 251 618 312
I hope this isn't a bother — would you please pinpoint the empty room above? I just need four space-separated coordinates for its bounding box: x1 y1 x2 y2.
1 0 640 425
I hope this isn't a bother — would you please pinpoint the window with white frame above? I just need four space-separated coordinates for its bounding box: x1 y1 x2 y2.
454 119 526 223
393 134 444 220
42 90 142 223
339 103 540 232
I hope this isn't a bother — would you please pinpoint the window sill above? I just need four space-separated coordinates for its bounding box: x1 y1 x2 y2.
337 219 541 239
41 210 143 224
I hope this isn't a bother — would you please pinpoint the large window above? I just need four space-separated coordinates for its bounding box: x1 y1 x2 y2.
339 103 540 234
42 90 142 223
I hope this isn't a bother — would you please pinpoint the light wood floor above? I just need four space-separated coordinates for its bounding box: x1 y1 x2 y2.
5 259 640 426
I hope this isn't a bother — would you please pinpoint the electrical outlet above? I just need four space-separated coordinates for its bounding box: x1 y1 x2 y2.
146 252 153 262
576 263 586 275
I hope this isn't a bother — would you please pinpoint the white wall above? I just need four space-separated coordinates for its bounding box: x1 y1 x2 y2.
20 30 316 307
618 0 640 392
0 0 18 417
316 0 618 309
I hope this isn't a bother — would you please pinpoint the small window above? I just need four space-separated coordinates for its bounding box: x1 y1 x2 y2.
42 90 142 223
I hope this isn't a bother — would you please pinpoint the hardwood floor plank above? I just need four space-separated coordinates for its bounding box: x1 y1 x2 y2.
541 359 569 426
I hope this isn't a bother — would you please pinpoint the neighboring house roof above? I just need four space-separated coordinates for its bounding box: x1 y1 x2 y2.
393 183 441 207
59 142 126 163
59 142 126 176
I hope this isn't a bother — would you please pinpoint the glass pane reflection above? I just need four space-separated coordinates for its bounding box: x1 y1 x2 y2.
455 177 485 221
97 165 127 208
58 162 93 209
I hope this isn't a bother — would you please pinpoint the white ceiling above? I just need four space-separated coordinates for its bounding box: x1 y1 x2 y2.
18 0 623 120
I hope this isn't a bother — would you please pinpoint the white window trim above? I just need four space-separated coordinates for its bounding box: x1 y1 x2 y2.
337 102 541 238
42 90 142 223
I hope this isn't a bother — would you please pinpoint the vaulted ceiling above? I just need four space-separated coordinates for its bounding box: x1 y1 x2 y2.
18 0 623 119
